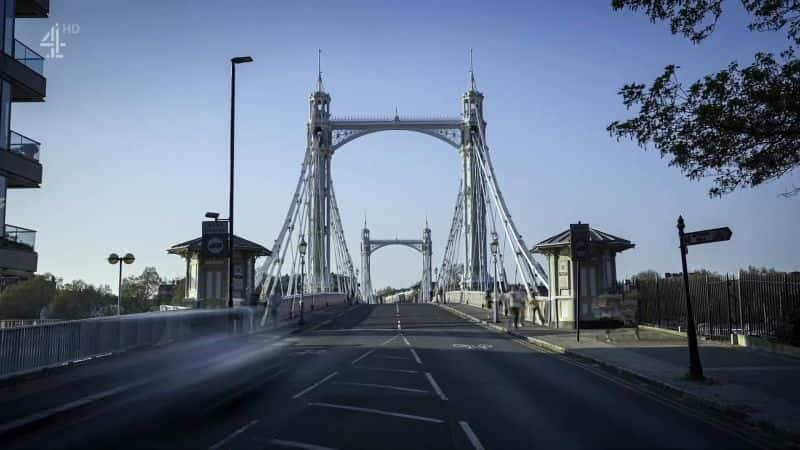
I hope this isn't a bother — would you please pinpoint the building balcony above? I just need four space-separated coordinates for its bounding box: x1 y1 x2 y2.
15 0 49 18
4 224 36 249
0 39 46 101
0 131 42 187
0 225 37 273
13 39 44 75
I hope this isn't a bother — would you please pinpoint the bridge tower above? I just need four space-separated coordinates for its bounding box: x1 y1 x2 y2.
460 73 488 291
421 222 433 303
307 71 333 293
360 225 372 302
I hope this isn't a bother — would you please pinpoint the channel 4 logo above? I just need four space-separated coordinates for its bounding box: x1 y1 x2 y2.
40 22 80 59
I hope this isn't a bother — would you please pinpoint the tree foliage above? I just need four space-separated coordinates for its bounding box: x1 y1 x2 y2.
49 280 116 320
0 275 57 319
609 0 800 197
121 267 163 314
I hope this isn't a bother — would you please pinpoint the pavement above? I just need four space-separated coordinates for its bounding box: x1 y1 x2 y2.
444 301 800 442
0 303 786 449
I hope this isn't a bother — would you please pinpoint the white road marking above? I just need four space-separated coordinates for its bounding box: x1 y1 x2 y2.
209 419 259 450
0 377 153 435
350 334 399 364
332 381 429 394
425 372 448 401
269 439 339 450
452 343 493 350
308 402 444 424
458 421 486 450
397 319 401 330
356 366 419 374
401 335 411 346
292 371 339 399
409 347 422 364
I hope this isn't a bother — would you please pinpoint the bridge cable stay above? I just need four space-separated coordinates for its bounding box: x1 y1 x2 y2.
469 120 549 295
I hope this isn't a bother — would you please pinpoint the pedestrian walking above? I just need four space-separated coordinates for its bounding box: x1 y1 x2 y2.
266 291 281 325
510 289 524 329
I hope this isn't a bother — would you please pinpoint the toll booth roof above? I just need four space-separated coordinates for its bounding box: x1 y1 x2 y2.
167 235 271 257
531 227 634 254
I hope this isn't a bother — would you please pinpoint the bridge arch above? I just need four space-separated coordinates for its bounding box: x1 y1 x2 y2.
361 227 432 304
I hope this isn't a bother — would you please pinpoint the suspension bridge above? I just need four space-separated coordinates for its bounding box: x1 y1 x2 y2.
256 65 549 319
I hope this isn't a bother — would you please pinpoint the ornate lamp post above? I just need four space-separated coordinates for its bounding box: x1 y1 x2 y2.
491 233 499 323
298 235 307 325
108 253 135 316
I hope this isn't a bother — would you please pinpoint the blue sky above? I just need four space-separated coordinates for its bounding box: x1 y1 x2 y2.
10 0 800 292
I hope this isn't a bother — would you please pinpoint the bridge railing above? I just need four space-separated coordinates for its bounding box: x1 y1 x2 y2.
0 307 259 380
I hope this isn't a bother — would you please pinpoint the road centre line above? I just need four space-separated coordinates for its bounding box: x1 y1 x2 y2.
209 419 260 450
458 421 486 450
308 402 444 424
332 381 429 394
351 334 399 364
292 371 339 399
425 372 448 401
397 320 401 330
401 335 411 346
269 439 339 450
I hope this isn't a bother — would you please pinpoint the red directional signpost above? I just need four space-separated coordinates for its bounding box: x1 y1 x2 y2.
677 216 732 380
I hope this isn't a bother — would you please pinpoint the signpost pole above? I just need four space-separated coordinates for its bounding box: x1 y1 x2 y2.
678 216 704 380
576 259 581 342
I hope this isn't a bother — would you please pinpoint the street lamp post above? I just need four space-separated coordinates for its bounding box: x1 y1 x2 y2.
355 268 360 304
298 235 307 325
228 55 253 309
108 253 135 316
434 267 439 303
491 233 499 323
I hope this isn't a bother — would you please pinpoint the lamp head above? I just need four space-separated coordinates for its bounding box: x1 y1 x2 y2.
232 56 253 64
298 235 307 256
122 253 135 264
108 253 120 265
205 212 220 220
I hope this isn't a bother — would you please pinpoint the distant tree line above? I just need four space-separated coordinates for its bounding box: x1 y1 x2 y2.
0 267 185 320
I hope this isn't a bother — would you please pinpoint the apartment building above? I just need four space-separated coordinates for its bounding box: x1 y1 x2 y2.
0 0 48 287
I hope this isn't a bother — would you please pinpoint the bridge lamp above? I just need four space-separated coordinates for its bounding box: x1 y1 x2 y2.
490 233 499 323
108 252 135 316
298 235 307 325
228 55 253 309
205 212 220 220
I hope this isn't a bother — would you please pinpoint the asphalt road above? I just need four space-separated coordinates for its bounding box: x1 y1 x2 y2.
3 304 756 449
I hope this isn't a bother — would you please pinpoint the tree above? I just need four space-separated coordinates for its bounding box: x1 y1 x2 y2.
121 267 162 314
0 275 57 319
50 280 116 320
631 270 661 282
608 0 800 197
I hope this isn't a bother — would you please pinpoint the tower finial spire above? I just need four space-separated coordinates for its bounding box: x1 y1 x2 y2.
469 48 476 91
316 48 324 92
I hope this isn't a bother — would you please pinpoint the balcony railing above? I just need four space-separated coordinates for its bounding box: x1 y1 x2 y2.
13 39 44 75
8 131 40 161
3 224 36 249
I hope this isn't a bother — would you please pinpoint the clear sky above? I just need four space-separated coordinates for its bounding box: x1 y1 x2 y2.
10 0 800 292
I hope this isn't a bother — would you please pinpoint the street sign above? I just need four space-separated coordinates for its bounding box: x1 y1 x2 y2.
683 227 732 246
202 220 229 258
570 223 590 260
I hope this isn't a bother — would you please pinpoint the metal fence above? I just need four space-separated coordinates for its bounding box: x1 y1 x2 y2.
0 307 260 379
635 272 800 337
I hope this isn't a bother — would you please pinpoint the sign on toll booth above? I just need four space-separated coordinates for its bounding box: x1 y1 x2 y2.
202 220 229 258
676 216 733 380
570 223 590 342
683 227 732 247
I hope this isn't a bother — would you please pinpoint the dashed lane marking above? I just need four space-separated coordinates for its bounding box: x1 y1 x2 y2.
350 334 399 364
292 371 339 399
209 419 260 450
269 439 339 450
332 381 429 394
409 347 422 365
355 366 419 374
458 421 485 450
308 402 444 424
425 372 448 401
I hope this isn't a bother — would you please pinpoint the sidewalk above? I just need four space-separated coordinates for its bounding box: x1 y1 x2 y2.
441 302 800 438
